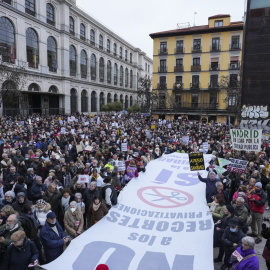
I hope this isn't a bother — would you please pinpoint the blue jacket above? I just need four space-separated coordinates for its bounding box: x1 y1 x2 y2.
40 221 66 263
30 182 47 203
198 175 220 203
2 238 39 270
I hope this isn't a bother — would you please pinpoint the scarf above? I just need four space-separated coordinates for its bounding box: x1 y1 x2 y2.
61 196 70 211
91 173 99 181
65 208 82 229
92 202 101 211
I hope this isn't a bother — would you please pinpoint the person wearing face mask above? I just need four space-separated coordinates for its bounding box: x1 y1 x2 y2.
64 201 84 239
40 212 68 263
12 192 32 213
74 193 85 215
2 191 15 207
2 230 39 270
220 218 245 270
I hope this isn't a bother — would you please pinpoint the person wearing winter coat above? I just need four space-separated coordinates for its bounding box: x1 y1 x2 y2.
30 177 47 203
2 230 39 270
88 195 108 228
208 194 226 223
125 160 138 181
229 236 259 270
1 191 15 207
33 199 52 228
12 192 32 213
40 212 68 263
64 201 84 239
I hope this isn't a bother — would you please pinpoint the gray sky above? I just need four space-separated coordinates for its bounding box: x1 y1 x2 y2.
76 0 246 59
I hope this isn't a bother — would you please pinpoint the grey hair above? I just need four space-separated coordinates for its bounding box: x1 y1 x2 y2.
70 201 77 207
89 181 97 187
75 193 82 198
242 236 255 248
27 168 34 173
9 214 18 224
210 172 216 176
5 191 15 199
36 176 42 181
236 197 245 203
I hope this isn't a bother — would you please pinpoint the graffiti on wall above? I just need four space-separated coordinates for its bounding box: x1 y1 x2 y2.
240 105 270 131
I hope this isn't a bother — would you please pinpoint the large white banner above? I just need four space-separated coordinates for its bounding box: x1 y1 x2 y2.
43 153 214 270
230 129 262 152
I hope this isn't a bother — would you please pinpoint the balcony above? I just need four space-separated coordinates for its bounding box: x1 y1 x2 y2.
113 52 117 56
70 31 75 36
47 19 55 27
2 0 12 4
192 45 201 53
119 55 122 59
125 58 127 62
99 45 103 50
157 83 167 90
191 65 201 72
174 66 184 72
25 8 36 17
173 83 183 91
209 64 219 71
114 81 117 85
190 83 200 89
229 82 238 88
158 48 168 55
107 49 110 53
175 47 184 54
90 41 95 46
230 43 241 51
99 78 104 82
158 67 167 73
229 62 240 70
210 44 221 52
209 83 219 90
80 36 86 41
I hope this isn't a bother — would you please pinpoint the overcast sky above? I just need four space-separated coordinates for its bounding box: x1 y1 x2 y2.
76 0 246 59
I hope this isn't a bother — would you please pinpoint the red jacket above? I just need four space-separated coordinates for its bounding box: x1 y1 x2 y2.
248 190 267 214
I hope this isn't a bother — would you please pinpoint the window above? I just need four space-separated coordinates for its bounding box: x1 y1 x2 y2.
176 40 184 53
231 36 240 50
210 58 219 70
70 88 77 113
120 66 123 86
100 92 105 110
113 43 117 56
145 63 147 71
46 3 55 26
0 17 16 63
191 75 199 88
193 58 200 66
90 29 95 45
230 74 238 87
159 94 166 108
214 20 223 27
47 36 57 72
211 37 220 51
228 95 236 106
99 34 103 49
80 23 85 41
130 53 132 64
80 50 87 79
148 64 150 72
25 0 35 16
193 39 201 51
91 91 97 112
91 54 96 80
49 85 57 93
69 17 74 35
2 0 12 5
174 76 182 89
125 95 128 109
28 83 39 91
175 93 181 107
99 57 104 82
158 76 166 89
230 56 240 69
125 68 128 87
125 50 127 61
81 90 88 113
209 75 218 88
130 96 133 107
69 45 76 76
191 94 198 108
176 58 183 67
192 58 200 72
114 94 118 102
159 42 167 54
107 60 111 84
114 63 118 85
120 95 124 107
26 28 39 68
130 70 133 88
107 93 112 103
209 92 217 108
159 59 166 72
107 39 110 53
119 47 122 59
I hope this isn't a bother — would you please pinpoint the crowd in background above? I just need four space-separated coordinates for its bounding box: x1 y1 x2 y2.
0 113 269 269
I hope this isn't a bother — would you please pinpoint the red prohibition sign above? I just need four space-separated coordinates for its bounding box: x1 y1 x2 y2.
137 186 194 208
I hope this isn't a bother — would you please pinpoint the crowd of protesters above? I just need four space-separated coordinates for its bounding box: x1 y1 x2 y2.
0 113 269 269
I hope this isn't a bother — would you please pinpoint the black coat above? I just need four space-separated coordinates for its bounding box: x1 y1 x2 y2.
42 189 61 218
83 188 100 210
221 226 245 247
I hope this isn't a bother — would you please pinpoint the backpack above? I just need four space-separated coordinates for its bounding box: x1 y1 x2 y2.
102 185 117 206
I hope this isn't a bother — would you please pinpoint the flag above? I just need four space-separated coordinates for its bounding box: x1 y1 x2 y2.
10 43 14 63
54 58 57 72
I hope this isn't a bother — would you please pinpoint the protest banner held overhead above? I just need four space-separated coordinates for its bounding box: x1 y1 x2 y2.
230 129 262 152
226 158 248 174
188 153 205 171
43 153 214 270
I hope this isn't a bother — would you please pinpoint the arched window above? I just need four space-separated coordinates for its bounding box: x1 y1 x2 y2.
130 70 133 88
80 50 87 79
107 93 112 103
100 92 105 111
114 94 118 102
28 83 39 91
46 3 55 26
49 85 58 93
125 50 127 61
107 60 111 84
69 45 76 76
99 34 103 49
69 17 74 35
113 43 117 56
125 68 129 87
125 95 128 109
91 91 97 112
114 63 118 85
99 57 104 82
91 54 96 80
2 80 19 111
25 0 35 16
90 29 95 45
47 36 57 72
119 47 122 58
107 39 110 53
130 96 133 107
0 17 16 63
137 72 139 89
120 66 123 86
80 23 85 41
120 94 124 108
81 90 88 112
70 88 77 113
26 28 39 68
130 53 132 64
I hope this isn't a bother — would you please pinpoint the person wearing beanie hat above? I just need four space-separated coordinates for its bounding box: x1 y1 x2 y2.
125 160 139 181
247 180 267 244
33 199 52 228
40 211 68 263
96 264 109 270
12 191 32 213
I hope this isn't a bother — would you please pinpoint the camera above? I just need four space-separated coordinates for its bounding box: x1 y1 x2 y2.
263 217 270 222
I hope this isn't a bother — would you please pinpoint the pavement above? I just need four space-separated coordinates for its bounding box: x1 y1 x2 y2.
213 208 270 270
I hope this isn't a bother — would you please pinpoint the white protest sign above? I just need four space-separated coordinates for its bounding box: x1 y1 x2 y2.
182 136 189 146
230 129 262 152
60 128 66 134
84 122 89 126
90 118 94 123
68 116 75 122
28 119 31 124
121 143 128 152
117 161 126 172
44 153 214 270
226 158 248 174
71 129 75 134
97 117 101 124
168 123 172 129
146 130 152 139
77 175 90 184
232 249 243 262
202 142 209 152
59 120 63 125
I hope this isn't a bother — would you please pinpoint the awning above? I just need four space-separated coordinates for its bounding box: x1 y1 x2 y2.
211 57 219 63
230 56 239 61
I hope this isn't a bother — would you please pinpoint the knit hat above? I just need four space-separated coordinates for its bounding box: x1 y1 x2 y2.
129 160 136 167
36 199 46 206
255 182 262 189
96 265 109 270
17 192 25 198
47 212 56 219
226 205 235 215
228 218 239 227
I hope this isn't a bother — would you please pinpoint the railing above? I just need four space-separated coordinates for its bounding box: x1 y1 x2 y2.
119 55 122 59
25 8 36 17
192 45 201 53
28 62 38 69
107 49 110 53
209 64 219 71
47 19 55 27
70 31 75 36
125 58 127 62
90 41 95 46
99 78 104 82
3 108 65 117
190 83 200 89
157 83 167 90
191 65 201 72
175 47 184 54
114 81 117 85
113 52 117 56
158 49 168 55
80 36 86 41
99 45 103 50
209 83 219 90
230 43 241 50
174 66 184 72
229 82 238 88
210 44 221 52
229 62 240 70
174 102 218 110
158 67 167 73
2 0 12 5
173 83 183 90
